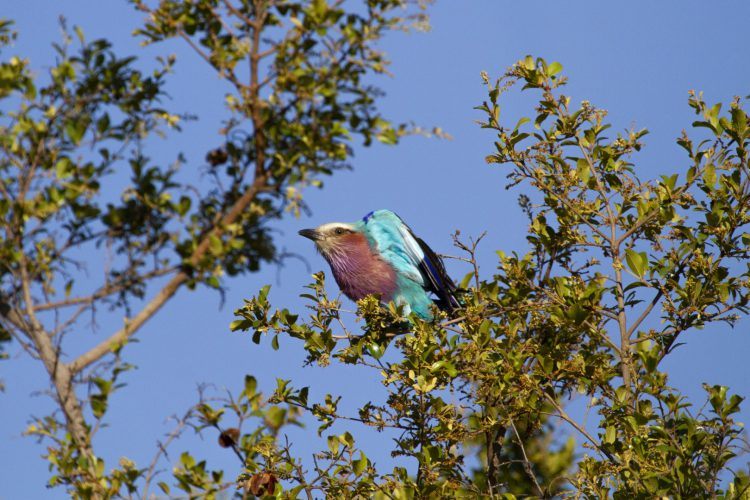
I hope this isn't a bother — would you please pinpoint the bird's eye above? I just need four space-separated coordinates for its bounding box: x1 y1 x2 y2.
334 228 345 235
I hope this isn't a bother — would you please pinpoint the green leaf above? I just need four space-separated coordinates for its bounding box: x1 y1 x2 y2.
625 249 648 278
604 426 616 444
565 304 589 325
158 482 170 495
208 234 222 254
64 117 89 145
367 342 385 359
244 375 257 398
180 451 195 469
731 107 747 134
703 164 717 187
177 195 191 216
265 406 286 431
547 61 563 77
340 431 355 448
327 435 340 454
459 271 475 289
229 319 251 331
55 158 74 179
297 386 309 406
430 360 458 378
90 394 107 419
353 451 368 475
513 116 530 132
576 158 591 184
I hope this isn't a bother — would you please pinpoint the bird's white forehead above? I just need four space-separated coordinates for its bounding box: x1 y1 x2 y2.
317 222 355 234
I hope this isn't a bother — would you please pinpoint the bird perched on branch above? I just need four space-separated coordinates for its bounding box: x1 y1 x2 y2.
299 209 459 319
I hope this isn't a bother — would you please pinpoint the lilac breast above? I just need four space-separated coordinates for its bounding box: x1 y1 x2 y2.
325 235 398 302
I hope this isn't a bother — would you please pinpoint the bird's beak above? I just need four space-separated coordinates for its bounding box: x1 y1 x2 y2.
298 228 320 241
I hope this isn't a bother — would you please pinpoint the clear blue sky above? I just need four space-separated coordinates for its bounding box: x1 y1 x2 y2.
2 2 750 498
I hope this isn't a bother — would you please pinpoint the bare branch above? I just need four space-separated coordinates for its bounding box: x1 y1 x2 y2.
509 418 545 497
542 392 618 464
141 409 193 499
34 266 178 312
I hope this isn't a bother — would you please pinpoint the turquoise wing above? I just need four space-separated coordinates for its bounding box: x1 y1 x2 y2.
359 210 458 315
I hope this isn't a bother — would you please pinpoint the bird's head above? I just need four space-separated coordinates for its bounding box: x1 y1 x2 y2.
298 222 362 257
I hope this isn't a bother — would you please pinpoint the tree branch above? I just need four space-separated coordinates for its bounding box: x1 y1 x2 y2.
17 248 94 460
70 1 273 375
141 409 192 500
509 418 544 498
69 176 269 375
542 391 618 464
34 266 177 312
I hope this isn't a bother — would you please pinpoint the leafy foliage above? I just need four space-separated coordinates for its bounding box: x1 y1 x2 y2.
223 56 750 497
0 0 431 496
2 1 749 496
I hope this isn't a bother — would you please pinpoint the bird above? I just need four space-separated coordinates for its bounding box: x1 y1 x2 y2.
298 209 459 319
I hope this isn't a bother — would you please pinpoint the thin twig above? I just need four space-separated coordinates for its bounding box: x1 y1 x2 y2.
141 409 193 499
509 419 545 498
542 392 618 464
35 266 177 312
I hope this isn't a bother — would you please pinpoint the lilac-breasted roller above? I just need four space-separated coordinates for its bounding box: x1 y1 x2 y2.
299 209 459 319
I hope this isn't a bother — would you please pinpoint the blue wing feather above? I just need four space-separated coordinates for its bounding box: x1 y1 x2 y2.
359 210 458 316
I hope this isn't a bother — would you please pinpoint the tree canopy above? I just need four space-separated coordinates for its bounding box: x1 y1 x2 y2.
1 1 749 498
